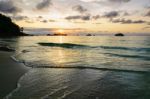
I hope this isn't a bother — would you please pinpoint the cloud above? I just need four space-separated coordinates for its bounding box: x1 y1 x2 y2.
92 0 131 6
92 15 100 20
25 20 34 23
145 5 150 9
108 0 131 3
102 11 119 18
40 19 57 23
38 16 43 18
79 0 95 2
36 0 52 10
41 19 48 23
145 11 150 17
49 19 56 22
11 15 28 21
143 27 150 30
93 22 101 24
80 0 131 3
110 18 146 24
65 14 91 21
72 5 87 13
0 0 21 14
73 21 86 24
65 14 102 21
122 12 130 16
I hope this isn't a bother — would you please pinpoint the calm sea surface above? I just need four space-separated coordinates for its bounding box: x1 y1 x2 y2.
1 36 150 99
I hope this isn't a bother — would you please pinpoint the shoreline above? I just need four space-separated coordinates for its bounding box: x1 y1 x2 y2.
0 51 30 98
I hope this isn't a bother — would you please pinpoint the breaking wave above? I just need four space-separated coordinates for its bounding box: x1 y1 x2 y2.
105 53 150 61
38 42 89 48
38 42 150 52
10 55 150 74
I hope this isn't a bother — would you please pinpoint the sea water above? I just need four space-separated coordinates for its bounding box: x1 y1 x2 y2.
0 36 150 99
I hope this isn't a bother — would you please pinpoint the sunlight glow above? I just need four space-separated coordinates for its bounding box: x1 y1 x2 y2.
59 36 63 43
58 29 64 34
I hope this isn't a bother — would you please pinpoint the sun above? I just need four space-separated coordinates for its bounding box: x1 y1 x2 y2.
58 29 64 34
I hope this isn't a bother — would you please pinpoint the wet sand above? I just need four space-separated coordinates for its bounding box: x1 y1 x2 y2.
0 51 29 98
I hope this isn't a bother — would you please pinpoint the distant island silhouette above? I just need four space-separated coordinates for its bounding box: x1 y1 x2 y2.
86 34 92 36
0 13 29 37
47 33 67 36
115 33 125 36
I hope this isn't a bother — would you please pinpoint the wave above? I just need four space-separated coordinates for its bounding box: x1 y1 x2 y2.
38 42 89 48
12 54 150 74
38 42 150 52
105 53 150 61
30 66 149 74
10 54 150 74
100 46 150 52
6 52 149 98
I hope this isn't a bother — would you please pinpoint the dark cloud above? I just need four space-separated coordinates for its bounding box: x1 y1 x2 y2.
94 0 131 6
0 0 21 14
41 20 48 23
36 0 52 10
11 15 28 21
111 18 146 24
65 14 91 21
72 5 87 13
82 15 90 20
65 14 102 21
145 11 150 17
102 11 119 18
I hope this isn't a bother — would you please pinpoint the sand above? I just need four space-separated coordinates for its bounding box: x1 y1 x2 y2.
0 51 29 98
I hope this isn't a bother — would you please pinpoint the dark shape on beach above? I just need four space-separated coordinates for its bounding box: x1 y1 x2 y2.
0 13 29 37
115 33 124 36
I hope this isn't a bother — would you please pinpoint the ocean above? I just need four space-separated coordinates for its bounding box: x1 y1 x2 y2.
1 36 150 99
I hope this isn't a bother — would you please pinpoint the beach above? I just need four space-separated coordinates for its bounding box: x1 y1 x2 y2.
0 51 29 98
0 0 150 98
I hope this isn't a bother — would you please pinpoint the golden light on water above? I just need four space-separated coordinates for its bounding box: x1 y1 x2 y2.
57 49 65 64
59 36 63 43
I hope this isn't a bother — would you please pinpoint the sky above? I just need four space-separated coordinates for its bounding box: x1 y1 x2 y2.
0 0 150 34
